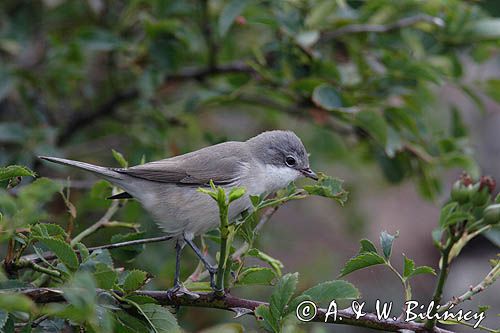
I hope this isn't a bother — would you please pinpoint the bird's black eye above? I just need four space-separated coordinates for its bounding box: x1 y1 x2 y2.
285 156 296 167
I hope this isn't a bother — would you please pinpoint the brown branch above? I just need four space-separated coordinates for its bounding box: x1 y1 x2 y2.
18 288 453 333
321 14 444 41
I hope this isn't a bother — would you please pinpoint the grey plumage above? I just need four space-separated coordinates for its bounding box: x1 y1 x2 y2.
39 130 316 240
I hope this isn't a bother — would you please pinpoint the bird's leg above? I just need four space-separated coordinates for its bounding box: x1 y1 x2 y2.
184 237 218 290
166 240 183 299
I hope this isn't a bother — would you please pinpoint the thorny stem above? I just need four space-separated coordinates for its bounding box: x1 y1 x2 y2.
18 288 454 333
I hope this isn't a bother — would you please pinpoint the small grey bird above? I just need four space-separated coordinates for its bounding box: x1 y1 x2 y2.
40 130 317 293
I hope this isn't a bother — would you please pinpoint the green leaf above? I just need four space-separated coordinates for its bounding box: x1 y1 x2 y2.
355 110 388 145
254 304 278 332
269 273 298 323
228 187 246 203
218 0 250 37
36 237 79 271
125 295 158 305
301 280 359 308
247 248 284 276
62 272 96 312
237 267 277 286
359 239 378 254
112 149 128 168
0 165 36 182
139 303 180 333
75 242 90 263
403 256 435 279
0 293 35 313
403 256 415 278
312 84 342 111
379 231 398 260
409 266 436 278
114 310 151 332
339 252 386 277
93 263 117 290
123 270 148 293
303 174 348 205
110 232 146 262
31 223 67 240
439 202 473 228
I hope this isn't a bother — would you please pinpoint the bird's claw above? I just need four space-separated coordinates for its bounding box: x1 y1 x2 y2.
167 284 199 301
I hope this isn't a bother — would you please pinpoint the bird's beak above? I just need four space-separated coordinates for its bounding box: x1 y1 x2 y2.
301 168 318 181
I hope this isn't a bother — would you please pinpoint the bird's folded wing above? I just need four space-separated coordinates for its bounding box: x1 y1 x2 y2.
113 143 250 186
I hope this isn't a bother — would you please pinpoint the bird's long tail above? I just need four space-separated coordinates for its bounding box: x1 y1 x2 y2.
39 156 124 180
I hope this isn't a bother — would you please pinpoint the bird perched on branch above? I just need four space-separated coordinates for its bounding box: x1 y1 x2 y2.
40 130 317 295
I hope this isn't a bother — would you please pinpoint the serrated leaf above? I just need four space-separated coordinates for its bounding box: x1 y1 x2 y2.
123 270 148 293
403 256 415 278
439 202 458 227
112 149 128 168
139 303 180 333
312 84 342 111
93 263 117 290
269 273 298 323
75 243 90 262
218 0 250 37
409 266 436 278
359 239 377 254
237 267 276 286
303 174 348 205
31 223 67 240
0 165 36 182
114 310 151 332
254 304 278 332
36 237 79 271
380 231 398 260
339 252 386 277
110 232 145 262
301 280 359 308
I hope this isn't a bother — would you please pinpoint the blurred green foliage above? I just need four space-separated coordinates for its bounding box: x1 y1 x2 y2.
2 0 500 332
1 0 500 198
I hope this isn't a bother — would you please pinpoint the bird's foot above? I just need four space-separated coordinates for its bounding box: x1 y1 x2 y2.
166 283 199 301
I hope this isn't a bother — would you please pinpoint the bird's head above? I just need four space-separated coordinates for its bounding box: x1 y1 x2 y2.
247 130 318 181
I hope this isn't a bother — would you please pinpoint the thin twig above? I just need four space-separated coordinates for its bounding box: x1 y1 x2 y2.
70 200 121 246
321 14 445 41
18 288 454 333
16 235 173 264
438 261 500 314
231 205 280 261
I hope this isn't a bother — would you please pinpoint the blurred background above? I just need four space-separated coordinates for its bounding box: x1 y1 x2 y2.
1 0 499 332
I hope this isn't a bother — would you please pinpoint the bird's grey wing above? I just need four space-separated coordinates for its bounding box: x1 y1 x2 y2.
114 142 250 185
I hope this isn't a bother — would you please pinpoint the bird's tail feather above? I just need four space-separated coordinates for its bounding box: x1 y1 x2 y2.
39 156 123 180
